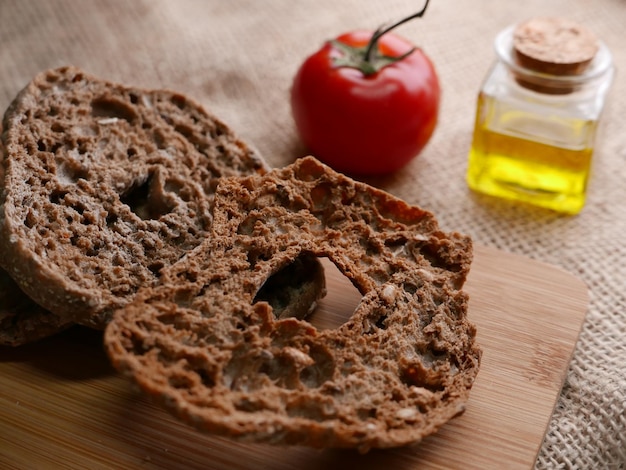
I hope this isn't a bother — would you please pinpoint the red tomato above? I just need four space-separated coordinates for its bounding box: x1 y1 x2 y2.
290 30 440 176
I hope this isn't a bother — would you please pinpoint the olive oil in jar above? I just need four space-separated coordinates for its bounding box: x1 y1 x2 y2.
467 93 596 214
467 18 614 214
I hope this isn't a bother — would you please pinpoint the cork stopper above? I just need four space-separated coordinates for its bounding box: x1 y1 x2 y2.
512 17 599 92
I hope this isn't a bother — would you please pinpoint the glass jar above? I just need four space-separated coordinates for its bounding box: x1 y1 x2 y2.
466 21 615 214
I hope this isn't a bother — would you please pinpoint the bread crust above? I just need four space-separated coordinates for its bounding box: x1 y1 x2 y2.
0 127 73 345
0 66 324 344
105 156 481 451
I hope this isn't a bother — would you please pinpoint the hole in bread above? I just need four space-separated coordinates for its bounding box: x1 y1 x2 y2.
49 189 66 206
357 408 378 421
254 252 322 318
105 212 119 227
171 94 187 110
51 122 64 133
400 360 446 392
121 171 176 220
246 248 271 270
148 261 165 276
71 202 85 215
254 254 362 330
421 243 462 274
307 258 362 331
24 209 37 229
91 96 137 122
212 123 226 138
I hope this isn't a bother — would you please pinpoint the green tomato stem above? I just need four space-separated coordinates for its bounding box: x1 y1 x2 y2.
363 0 431 63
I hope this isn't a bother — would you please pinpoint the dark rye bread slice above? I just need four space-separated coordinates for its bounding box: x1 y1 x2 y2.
0 129 74 345
105 156 481 452
0 66 325 344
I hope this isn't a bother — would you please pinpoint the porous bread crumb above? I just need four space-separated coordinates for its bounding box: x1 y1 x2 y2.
105 156 481 451
0 66 325 344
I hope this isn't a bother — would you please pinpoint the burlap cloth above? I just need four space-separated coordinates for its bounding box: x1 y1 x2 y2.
1 0 624 467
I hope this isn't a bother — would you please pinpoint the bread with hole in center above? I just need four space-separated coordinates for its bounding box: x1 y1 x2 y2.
0 66 325 344
105 156 481 452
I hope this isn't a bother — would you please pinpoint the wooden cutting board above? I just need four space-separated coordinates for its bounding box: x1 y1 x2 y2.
0 245 588 470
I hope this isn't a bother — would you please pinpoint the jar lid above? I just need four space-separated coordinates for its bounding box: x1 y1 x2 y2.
513 17 598 76
494 19 613 94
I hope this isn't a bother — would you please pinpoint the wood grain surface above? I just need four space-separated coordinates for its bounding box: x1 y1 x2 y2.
0 245 588 470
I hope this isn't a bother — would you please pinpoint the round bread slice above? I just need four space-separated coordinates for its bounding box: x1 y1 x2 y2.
0 66 325 340
105 156 481 452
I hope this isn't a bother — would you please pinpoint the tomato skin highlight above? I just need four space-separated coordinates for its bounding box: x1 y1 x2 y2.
291 30 440 176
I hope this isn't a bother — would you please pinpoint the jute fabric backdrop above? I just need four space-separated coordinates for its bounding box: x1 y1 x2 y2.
1 0 625 468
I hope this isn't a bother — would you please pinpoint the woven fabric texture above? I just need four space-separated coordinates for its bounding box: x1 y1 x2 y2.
1 0 624 468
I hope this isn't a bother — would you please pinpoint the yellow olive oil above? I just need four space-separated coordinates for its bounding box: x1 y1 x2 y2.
467 93 597 214
467 23 614 215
